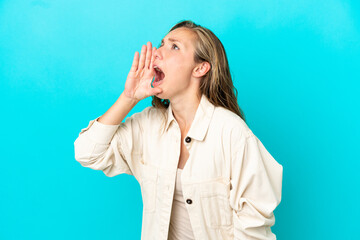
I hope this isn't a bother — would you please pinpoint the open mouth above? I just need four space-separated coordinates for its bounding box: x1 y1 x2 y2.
153 65 165 86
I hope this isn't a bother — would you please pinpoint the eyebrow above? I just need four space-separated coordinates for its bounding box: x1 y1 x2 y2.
161 37 182 45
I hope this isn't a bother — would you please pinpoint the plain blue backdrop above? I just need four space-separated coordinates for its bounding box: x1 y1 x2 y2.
1 0 359 239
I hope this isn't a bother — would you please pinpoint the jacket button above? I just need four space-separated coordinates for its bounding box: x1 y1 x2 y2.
185 137 191 143
186 199 192 204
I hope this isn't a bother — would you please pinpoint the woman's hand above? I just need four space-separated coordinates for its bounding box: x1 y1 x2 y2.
124 42 162 101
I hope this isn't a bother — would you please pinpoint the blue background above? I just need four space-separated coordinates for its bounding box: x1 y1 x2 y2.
1 0 359 239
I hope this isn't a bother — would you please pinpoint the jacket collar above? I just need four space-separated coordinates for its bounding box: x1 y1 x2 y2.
164 94 215 141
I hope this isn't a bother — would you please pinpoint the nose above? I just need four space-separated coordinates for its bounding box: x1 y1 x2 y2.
154 47 162 60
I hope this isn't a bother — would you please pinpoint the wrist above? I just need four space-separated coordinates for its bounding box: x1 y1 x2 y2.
121 92 139 105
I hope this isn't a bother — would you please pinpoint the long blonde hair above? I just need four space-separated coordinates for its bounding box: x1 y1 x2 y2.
151 20 246 132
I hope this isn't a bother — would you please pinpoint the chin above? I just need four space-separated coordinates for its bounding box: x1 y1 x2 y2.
154 91 165 99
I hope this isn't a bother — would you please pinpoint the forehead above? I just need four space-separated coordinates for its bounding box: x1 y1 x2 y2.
162 28 197 49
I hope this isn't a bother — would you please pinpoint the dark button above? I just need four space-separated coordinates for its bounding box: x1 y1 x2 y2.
186 199 192 204
185 136 191 143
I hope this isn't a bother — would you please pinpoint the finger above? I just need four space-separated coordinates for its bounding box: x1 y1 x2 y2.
138 45 146 70
149 47 156 70
145 42 152 69
131 51 139 72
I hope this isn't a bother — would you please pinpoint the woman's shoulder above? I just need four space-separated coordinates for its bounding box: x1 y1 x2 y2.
212 106 254 139
129 106 165 124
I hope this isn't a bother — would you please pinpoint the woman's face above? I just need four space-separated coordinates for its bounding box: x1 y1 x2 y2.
153 27 200 99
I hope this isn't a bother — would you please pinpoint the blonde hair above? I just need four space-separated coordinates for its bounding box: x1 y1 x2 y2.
151 20 246 132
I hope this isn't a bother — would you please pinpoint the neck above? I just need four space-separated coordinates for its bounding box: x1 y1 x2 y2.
169 90 202 132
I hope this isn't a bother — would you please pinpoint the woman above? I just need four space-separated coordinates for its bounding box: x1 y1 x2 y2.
74 20 283 240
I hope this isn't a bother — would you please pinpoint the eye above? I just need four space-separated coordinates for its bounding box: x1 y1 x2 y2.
158 42 179 50
172 44 179 50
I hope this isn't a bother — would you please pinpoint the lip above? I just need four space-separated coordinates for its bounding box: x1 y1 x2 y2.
152 75 164 87
153 64 164 73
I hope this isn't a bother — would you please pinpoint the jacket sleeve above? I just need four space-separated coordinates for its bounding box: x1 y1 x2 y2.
229 134 283 240
74 108 148 179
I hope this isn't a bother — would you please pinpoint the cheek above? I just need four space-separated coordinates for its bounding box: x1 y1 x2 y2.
171 62 192 77
169 67 190 82
165 59 193 84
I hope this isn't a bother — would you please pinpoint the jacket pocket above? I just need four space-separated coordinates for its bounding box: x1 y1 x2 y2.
200 181 232 228
139 161 158 213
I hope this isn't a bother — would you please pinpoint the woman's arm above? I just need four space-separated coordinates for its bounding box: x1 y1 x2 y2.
74 94 150 179
230 133 283 239
74 42 161 178
97 92 139 125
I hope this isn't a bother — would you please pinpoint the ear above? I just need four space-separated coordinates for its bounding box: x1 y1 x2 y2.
193 61 211 78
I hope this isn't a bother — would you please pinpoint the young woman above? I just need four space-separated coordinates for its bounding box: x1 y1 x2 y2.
74 20 283 240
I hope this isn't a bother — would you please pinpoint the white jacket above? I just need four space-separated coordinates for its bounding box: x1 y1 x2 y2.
74 94 283 240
